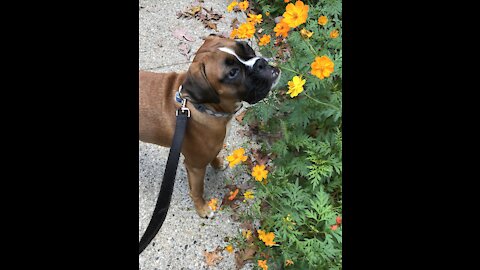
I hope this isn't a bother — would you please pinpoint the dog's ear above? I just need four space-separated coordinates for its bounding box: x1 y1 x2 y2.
181 62 220 104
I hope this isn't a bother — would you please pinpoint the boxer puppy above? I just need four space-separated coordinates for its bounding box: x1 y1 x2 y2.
139 35 280 218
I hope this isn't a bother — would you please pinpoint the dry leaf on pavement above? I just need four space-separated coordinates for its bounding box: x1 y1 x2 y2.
204 247 223 266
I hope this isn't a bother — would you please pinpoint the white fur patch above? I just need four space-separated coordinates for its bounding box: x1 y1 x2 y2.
218 47 261 68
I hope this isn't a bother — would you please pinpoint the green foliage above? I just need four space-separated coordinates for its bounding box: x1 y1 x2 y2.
245 1 343 269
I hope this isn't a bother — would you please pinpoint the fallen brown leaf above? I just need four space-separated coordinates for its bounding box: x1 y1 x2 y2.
178 42 191 60
206 22 218 31
251 149 269 166
203 7 223 20
172 27 195 42
188 6 202 16
234 244 258 270
204 247 223 266
240 221 254 232
235 110 246 123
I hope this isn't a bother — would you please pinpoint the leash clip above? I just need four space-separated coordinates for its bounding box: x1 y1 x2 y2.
176 98 191 117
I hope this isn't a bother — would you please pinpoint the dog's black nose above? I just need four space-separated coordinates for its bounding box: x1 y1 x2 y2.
254 58 268 71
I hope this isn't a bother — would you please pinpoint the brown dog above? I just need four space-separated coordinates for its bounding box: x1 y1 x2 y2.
139 35 280 218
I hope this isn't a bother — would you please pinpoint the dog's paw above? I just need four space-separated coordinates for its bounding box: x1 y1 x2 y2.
195 202 214 219
210 156 228 171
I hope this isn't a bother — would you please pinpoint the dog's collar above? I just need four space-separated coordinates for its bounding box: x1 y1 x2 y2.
175 85 242 118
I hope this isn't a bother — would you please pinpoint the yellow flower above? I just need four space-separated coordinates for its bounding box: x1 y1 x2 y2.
247 13 263 25
252 164 268 181
285 259 294 266
227 1 238 12
318 15 328 26
330 29 339 38
236 22 255 39
282 1 309 28
265 11 270 16
207 198 218 211
225 244 234 253
258 260 268 270
286 75 306 98
226 147 248 168
242 229 252 240
310 55 334 80
228 188 239 201
257 229 276 247
300 28 313 39
274 20 290 38
238 1 249 11
258 34 271 46
243 190 254 201
230 28 238 39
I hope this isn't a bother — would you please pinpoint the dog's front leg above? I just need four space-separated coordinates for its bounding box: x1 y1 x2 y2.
184 162 212 218
210 155 228 170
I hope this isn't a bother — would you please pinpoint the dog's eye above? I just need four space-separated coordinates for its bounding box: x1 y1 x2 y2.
228 68 239 79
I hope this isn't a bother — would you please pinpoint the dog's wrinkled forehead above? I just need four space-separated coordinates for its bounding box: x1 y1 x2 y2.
194 36 265 67
218 47 261 68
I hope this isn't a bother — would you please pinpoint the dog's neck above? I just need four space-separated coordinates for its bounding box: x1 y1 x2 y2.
176 79 242 118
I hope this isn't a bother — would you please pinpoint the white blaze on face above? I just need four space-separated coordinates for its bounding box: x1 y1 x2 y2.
218 47 262 68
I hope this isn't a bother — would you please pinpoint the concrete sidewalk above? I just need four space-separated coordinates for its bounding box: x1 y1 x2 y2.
139 1 254 269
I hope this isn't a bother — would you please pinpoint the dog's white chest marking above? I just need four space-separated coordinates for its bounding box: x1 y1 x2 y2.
219 47 261 68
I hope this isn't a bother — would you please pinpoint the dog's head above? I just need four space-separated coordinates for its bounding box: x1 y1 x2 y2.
181 35 280 107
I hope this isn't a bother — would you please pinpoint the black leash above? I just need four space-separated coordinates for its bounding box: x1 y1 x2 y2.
139 98 190 255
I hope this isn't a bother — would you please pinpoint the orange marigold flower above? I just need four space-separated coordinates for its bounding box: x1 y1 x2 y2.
310 55 334 80
287 75 306 98
331 224 338 231
258 260 268 270
238 1 249 11
225 244 234 253
230 28 238 39
208 198 218 211
226 147 248 168
257 229 276 246
252 164 268 181
300 28 313 39
227 1 238 12
247 13 263 25
258 34 271 46
282 1 309 28
274 20 290 38
236 22 255 39
285 260 294 266
318 15 328 26
284 0 290 3
330 29 339 38
228 188 239 200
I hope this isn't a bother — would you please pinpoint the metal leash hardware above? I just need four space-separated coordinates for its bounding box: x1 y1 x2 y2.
176 98 191 117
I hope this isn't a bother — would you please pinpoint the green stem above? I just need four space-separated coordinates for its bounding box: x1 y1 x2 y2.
261 197 283 214
304 38 319 57
279 66 307 78
279 66 299 74
303 92 340 110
